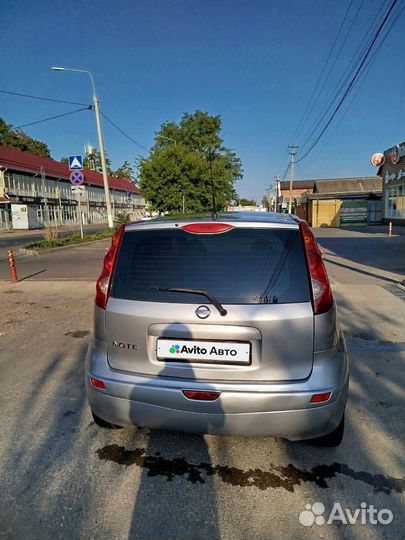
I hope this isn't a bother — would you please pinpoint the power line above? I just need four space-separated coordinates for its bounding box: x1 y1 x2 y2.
16 106 92 129
274 145 289 177
296 0 367 149
305 1 404 166
100 112 150 153
290 0 355 144
296 162 306 180
298 0 386 154
281 161 290 181
296 0 400 163
0 88 91 107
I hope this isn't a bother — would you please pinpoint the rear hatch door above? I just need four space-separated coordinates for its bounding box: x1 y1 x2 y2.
106 222 314 382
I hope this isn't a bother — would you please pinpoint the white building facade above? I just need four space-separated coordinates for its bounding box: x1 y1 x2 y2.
0 146 145 230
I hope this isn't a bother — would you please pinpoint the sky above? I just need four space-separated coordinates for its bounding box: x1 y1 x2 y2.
1 0 404 201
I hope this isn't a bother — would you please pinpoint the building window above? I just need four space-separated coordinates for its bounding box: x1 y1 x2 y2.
385 184 405 219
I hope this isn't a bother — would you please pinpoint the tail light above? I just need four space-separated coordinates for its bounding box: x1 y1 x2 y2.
310 392 332 403
95 224 126 309
90 377 106 390
181 223 234 234
182 390 221 401
299 221 334 315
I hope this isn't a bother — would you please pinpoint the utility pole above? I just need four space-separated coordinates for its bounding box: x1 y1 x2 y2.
52 67 114 229
265 187 271 212
76 189 84 239
93 95 114 228
288 145 298 214
274 175 281 212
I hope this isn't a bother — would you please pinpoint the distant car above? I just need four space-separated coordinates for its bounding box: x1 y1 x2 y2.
86 212 349 446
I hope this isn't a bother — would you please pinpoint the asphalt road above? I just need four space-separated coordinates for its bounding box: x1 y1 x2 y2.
314 226 405 285
0 224 108 263
0 226 404 285
0 227 404 539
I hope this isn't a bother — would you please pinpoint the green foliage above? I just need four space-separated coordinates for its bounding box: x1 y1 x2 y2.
231 190 240 205
25 229 113 250
140 110 243 213
261 195 270 210
0 117 51 157
114 211 132 228
239 198 257 206
113 161 135 182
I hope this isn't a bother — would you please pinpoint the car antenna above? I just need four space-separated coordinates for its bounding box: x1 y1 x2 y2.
208 148 218 220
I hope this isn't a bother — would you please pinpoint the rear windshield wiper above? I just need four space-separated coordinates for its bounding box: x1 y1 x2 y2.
149 287 227 316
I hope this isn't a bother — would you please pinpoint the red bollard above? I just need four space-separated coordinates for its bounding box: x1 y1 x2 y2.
7 249 18 283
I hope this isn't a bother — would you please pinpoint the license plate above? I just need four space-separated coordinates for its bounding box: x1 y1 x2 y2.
157 339 251 364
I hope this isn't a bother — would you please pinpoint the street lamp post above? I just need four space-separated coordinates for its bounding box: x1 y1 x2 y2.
51 66 114 229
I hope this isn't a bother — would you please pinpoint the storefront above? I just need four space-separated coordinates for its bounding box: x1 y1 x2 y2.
376 142 405 224
294 177 382 227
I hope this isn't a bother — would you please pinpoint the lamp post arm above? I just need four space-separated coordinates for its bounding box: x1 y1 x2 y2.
51 66 113 228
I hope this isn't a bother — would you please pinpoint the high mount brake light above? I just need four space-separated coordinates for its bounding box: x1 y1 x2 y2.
181 223 234 234
299 221 334 315
95 224 126 309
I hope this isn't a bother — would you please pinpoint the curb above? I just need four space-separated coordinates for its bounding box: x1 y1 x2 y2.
20 237 110 256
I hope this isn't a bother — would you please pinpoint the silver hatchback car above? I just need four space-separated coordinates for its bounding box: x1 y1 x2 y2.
86 213 349 446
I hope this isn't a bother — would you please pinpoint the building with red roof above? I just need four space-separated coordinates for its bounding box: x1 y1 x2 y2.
0 146 144 230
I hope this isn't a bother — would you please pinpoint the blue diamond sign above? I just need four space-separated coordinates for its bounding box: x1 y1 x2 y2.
68 155 83 170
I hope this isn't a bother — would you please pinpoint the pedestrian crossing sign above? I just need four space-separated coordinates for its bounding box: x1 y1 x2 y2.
69 155 84 170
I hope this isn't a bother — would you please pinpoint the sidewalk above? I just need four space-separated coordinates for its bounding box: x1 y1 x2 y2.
342 224 405 236
0 223 108 239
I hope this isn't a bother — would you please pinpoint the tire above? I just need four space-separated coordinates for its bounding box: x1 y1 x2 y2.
309 415 345 447
91 410 124 429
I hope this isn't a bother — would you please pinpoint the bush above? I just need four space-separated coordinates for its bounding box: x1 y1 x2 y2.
25 229 113 251
114 212 132 227
42 226 59 242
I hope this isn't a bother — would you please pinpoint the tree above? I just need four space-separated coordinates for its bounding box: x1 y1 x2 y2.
113 160 135 182
231 189 240 205
239 198 256 206
140 111 243 213
0 117 51 157
84 150 112 175
261 195 270 211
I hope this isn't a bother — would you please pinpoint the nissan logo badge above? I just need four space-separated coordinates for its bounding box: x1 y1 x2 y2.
196 305 211 319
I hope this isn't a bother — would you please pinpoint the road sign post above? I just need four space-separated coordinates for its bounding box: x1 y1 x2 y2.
77 192 83 239
70 171 85 238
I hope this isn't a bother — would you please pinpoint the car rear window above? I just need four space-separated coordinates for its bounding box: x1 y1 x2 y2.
111 227 311 304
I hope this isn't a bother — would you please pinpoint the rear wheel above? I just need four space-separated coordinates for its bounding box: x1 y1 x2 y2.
91 410 124 429
309 415 345 447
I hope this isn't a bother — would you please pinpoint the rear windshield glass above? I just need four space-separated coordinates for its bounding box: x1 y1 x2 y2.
112 227 310 304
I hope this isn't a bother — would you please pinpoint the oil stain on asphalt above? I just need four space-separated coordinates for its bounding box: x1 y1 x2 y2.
97 444 405 494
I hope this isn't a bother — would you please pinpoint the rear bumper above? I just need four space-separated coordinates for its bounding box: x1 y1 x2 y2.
85 340 349 440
